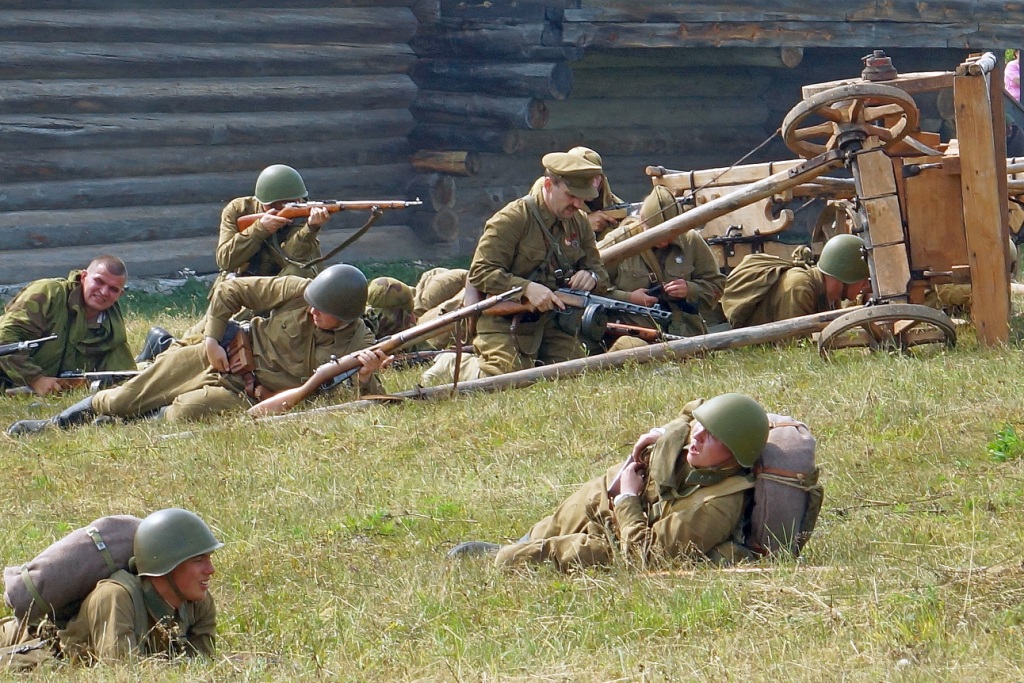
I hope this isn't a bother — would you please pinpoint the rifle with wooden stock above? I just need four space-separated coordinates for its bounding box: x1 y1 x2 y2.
465 283 672 326
604 322 684 344
247 287 522 418
235 199 423 231
0 335 57 358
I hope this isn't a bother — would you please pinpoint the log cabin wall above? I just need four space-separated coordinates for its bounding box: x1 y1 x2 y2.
409 0 1013 253
0 0 452 284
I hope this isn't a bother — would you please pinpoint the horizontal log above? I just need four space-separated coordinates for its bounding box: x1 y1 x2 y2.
16 0 419 8
0 163 418 212
0 110 415 151
411 151 481 176
261 307 857 422
409 124 521 155
0 138 413 184
0 75 417 116
511 125 776 157
439 0 576 22
410 60 573 100
411 26 581 61
405 173 456 211
408 206 460 243
570 67 770 98
0 43 415 80
543 96 773 128
412 91 549 130
563 21 1014 49
572 47 812 69
0 8 418 44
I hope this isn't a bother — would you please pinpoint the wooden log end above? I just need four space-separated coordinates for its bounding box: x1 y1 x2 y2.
526 99 549 130
411 206 459 243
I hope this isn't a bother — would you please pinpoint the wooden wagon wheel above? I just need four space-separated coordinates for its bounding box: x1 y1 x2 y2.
817 304 956 357
782 83 920 159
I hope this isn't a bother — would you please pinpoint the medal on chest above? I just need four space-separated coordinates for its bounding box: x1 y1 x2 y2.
563 233 579 249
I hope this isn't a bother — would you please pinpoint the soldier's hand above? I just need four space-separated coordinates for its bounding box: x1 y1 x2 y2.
307 206 331 229
28 376 62 396
567 269 599 292
523 282 564 312
203 336 230 373
662 279 689 300
619 461 647 496
630 427 664 463
628 289 658 307
587 210 618 233
257 209 291 235
355 348 393 384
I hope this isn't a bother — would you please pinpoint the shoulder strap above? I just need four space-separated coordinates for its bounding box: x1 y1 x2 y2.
524 194 572 278
107 570 148 647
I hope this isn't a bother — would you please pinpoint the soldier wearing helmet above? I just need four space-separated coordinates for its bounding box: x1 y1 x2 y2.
56 509 222 663
449 394 775 570
7 265 388 434
720 233 870 328
599 185 725 349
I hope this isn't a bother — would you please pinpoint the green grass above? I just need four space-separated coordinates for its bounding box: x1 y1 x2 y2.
3 294 1024 680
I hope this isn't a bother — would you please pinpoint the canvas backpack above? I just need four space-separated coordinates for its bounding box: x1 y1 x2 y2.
3 515 142 627
745 415 823 557
721 253 808 328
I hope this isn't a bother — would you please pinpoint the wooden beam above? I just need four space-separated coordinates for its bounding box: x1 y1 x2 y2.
410 60 573 100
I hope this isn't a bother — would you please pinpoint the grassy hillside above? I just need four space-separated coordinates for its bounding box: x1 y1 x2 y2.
2 292 1024 681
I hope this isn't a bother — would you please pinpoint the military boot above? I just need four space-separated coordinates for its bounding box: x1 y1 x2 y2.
135 326 176 363
447 541 500 559
6 396 95 437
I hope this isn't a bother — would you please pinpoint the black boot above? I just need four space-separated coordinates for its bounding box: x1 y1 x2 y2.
135 326 176 363
447 541 501 559
7 396 96 437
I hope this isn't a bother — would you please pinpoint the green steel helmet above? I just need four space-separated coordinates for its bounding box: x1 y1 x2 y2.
367 277 414 313
254 164 308 205
817 234 869 284
134 508 223 577
640 185 681 228
691 393 770 467
567 146 603 168
304 264 368 322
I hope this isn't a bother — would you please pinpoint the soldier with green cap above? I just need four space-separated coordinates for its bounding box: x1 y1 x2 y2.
720 233 871 328
530 146 624 236
449 393 778 571
599 185 725 349
0 255 135 395
429 151 609 382
0 508 221 665
7 264 388 434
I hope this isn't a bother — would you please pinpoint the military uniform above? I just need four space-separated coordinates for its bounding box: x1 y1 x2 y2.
59 575 216 663
0 271 135 389
495 400 753 571
469 165 609 377
91 275 379 422
719 255 828 328
606 231 725 338
529 176 622 235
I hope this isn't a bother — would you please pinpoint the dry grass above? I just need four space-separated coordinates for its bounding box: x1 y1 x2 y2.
3 300 1024 681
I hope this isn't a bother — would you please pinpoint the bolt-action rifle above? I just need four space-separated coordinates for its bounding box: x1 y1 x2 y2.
58 370 140 391
247 287 522 418
0 335 57 358
235 199 423 231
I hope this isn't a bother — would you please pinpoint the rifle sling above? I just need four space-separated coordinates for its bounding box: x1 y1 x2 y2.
523 195 572 284
267 210 382 271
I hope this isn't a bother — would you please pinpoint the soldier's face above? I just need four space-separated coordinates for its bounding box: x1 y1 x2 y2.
687 421 736 469
309 307 346 331
81 263 126 313
544 178 587 219
168 553 215 603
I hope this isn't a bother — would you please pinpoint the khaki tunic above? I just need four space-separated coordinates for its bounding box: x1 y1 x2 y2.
0 271 135 388
606 232 725 338
59 577 216 663
721 262 828 328
92 276 378 421
468 182 609 377
495 400 753 571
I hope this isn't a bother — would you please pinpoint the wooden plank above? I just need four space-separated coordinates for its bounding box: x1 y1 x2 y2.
410 60 573 100
0 110 415 151
570 47 808 69
0 138 414 184
543 96 773 128
853 149 899 198
871 243 913 299
0 43 415 80
861 196 906 246
0 8 419 44
903 166 968 273
570 67 769 99
561 21 1000 50
0 74 417 115
654 160 805 189
411 26 580 61
955 72 1011 345
800 72 954 99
